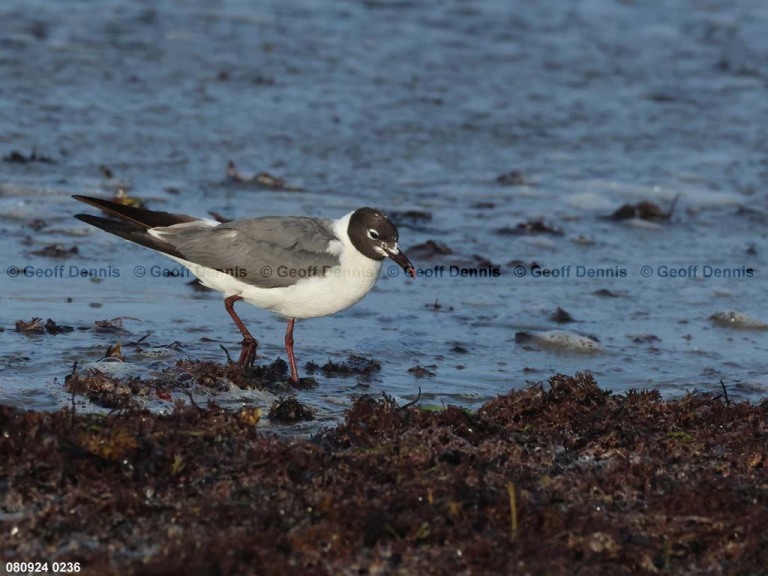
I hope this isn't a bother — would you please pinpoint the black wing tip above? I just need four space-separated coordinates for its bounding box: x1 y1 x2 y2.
73 212 104 223
74 212 186 259
72 194 118 209
72 195 116 214
74 212 140 232
72 194 199 230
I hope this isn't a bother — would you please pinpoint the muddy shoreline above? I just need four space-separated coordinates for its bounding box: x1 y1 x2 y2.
2 373 766 575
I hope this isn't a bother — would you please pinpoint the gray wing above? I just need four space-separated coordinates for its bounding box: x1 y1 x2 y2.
152 216 342 289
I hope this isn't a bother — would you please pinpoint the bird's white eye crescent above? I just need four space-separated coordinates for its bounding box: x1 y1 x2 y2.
367 229 380 240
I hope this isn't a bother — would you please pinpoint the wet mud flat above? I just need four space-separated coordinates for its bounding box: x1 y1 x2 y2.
2 374 767 575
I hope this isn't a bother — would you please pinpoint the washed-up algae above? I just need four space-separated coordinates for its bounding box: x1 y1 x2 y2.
2 373 767 575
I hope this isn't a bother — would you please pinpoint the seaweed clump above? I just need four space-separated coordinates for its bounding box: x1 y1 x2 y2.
2 373 768 575
305 354 381 380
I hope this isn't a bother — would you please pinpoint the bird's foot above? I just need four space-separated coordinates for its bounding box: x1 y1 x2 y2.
236 338 258 369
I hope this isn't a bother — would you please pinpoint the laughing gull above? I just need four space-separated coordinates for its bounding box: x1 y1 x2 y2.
73 195 415 384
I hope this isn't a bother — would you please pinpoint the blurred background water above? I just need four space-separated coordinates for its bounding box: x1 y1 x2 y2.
1 0 767 423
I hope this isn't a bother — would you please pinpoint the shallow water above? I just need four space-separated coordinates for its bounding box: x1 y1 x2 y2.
2 0 767 423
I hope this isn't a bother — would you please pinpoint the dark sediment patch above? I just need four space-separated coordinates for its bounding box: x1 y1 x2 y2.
470 201 496 209
26 218 48 231
406 239 454 259
495 169 528 186
550 306 575 323
225 160 303 191
175 358 303 391
30 243 79 258
93 317 136 333
425 299 453 312
408 365 436 378
64 357 313 410
606 195 679 222
631 334 662 344
389 210 432 224
495 220 564 236
593 288 627 298
15 317 45 334
268 397 315 423
468 254 500 269
45 319 74 334
389 210 433 231
304 355 381 380
2 373 766 574
14 317 73 335
2 148 55 163
65 369 142 409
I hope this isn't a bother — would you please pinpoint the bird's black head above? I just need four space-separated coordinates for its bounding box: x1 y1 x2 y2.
348 207 415 278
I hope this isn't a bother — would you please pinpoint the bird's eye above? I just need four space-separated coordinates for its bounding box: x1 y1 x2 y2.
367 229 380 240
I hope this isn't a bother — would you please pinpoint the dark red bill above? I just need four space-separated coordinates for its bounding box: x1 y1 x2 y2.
385 247 416 278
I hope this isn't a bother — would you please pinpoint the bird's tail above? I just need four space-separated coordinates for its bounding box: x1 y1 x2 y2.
73 195 195 258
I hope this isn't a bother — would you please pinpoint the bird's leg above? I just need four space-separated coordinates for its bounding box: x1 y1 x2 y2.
284 318 299 384
224 295 258 368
